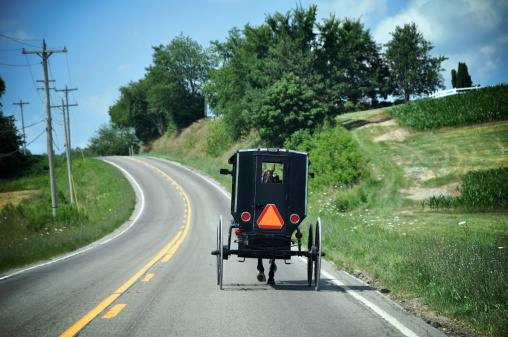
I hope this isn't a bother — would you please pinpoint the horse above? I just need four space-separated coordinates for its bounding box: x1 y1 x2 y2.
257 165 278 284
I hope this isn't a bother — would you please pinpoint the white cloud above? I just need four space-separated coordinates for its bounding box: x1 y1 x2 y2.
118 63 131 72
372 0 508 88
315 0 388 26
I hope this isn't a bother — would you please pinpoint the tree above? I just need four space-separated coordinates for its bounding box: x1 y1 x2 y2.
256 72 326 147
109 34 213 143
0 77 27 178
109 80 157 143
384 22 447 101
317 17 392 106
87 123 139 156
451 62 473 88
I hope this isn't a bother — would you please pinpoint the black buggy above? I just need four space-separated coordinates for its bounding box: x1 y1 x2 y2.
211 148 325 290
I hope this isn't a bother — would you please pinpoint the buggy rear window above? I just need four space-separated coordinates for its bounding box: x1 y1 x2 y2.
261 162 283 183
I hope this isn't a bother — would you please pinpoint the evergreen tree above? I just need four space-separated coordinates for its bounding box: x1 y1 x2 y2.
452 62 473 88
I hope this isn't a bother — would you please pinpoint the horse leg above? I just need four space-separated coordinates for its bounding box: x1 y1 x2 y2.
257 258 266 282
267 259 277 284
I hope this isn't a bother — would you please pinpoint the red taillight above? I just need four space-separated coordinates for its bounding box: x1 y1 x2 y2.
241 212 251 222
290 214 300 224
235 229 243 236
295 232 303 239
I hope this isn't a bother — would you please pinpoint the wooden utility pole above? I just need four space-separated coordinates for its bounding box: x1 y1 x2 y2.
22 39 67 216
12 100 29 155
61 100 74 203
55 85 77 149
54 86 78 204
51 98 77 204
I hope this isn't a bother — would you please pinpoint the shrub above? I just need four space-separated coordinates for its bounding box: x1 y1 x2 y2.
204 119 234 157
298 126 367 190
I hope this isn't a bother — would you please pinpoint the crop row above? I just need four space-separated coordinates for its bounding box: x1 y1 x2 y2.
423 167 508 211
389 84 508 131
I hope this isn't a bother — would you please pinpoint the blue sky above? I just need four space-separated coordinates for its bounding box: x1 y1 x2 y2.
1 0 507 154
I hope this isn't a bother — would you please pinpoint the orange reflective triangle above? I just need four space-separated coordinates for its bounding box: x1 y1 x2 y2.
257 204 284 229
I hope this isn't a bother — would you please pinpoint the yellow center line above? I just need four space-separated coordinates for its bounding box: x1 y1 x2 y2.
60 158 192 337
142 274 154 282
102 304 126 319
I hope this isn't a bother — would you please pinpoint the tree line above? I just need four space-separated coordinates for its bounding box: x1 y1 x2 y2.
95 4 448 152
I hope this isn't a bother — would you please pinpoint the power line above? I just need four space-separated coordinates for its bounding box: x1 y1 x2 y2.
0 34 40 47
0 127 46 158
25 54 45 104
0 62 40 67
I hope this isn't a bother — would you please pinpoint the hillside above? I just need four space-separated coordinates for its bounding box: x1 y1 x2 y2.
144 106 507 336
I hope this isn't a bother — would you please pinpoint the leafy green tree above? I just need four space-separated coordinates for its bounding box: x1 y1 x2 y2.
87 123 139 156
451 62 473 88
109 34 213 143
384 22 447 101
256 72 326 147
317 17 392 106
0 77 28 178
109 80 157 143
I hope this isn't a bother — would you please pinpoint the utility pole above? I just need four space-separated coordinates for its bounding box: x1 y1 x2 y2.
51 98 77 204
54 86 77 204
12 100 29 155
22 39 67 216
55 85 77 150
60 100 75 203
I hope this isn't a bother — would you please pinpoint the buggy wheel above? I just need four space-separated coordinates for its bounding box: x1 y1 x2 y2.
216 216 224 289
314 217 322 291
307 223 314 287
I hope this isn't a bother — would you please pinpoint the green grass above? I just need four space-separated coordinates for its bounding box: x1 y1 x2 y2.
0 155 135 273
309 203 506 336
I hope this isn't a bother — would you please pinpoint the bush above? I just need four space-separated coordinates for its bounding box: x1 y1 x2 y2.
298 125 367 190
204 119 235 157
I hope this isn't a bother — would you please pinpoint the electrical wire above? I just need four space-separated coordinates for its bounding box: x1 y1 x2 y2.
0 62 40 67
25 54 45 104
0 127 46 158
0 34 41 48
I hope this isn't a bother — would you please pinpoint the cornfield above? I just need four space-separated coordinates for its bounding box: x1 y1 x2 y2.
389 84 508 131
423 167 508 211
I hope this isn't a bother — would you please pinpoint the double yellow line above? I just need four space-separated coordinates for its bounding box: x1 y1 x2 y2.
60 158 191 337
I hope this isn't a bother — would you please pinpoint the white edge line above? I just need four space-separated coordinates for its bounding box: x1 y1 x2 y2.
150 156 418 337
0 158 146 282
297 257 418 337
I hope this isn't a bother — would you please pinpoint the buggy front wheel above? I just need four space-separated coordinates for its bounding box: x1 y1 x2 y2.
216 216 223 289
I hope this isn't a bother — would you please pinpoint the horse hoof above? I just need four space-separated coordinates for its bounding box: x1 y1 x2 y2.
267 278 275 285
257 273 266 282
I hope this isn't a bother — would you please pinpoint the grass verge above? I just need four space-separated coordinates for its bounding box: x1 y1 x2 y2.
0 156 135 273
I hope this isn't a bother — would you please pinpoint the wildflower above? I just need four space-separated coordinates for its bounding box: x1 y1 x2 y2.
499 247 504 249
458 221 466 225
402 233 406 236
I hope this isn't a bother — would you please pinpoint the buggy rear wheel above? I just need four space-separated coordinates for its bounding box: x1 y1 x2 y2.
216 216 223 289
307 223 314 287
314 218 322 291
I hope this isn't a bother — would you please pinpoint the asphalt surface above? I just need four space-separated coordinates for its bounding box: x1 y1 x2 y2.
0 156 446 336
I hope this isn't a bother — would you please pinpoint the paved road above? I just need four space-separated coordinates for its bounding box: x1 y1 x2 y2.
0 156 445 336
